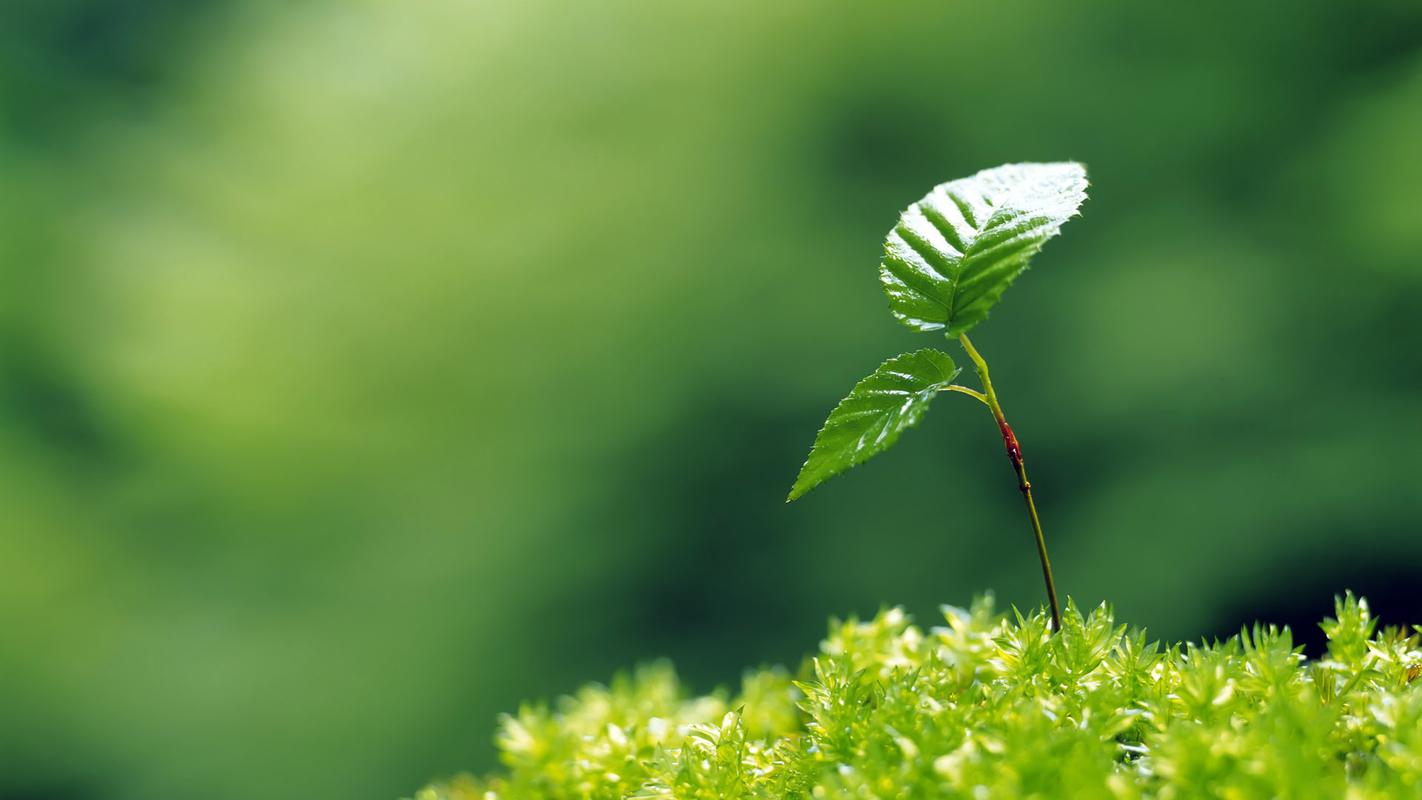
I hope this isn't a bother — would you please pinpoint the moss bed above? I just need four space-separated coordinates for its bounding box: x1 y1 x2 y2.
414 594 1421 799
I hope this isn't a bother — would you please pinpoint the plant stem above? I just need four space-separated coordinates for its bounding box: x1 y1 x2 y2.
957 333 1063 632
942 385 990 405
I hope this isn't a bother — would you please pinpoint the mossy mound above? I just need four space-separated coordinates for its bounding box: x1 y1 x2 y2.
415 594 1421 799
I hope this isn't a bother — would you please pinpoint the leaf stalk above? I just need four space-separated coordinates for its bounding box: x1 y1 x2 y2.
958 333 1063 632
941 385 990 406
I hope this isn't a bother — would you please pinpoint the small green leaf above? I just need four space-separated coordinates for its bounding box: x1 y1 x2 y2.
788 349 959 501
880 162 1087 336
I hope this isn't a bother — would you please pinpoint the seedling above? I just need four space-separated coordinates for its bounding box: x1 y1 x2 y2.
416 164 1422 800
788 162 1088 631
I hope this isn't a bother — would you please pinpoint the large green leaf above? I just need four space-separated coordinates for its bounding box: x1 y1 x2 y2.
880 162 1087 336
788 349 959 501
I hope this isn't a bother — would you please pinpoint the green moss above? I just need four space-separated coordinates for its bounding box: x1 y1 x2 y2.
414 594 1422 799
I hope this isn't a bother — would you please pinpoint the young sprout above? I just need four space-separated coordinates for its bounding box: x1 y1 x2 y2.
788 162 1088 631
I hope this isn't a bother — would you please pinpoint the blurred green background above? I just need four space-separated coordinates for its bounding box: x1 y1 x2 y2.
3 1 1422 798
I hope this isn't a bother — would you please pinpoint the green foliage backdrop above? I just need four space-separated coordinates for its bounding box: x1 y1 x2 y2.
1 2 1421 799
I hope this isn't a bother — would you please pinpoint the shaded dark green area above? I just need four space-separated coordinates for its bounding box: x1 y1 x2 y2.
1 2 1420 799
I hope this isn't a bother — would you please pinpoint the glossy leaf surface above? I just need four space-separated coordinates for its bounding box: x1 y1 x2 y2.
880 162 1088 336
788 349 959 501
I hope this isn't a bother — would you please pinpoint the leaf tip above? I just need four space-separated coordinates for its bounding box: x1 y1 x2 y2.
785 474 815 503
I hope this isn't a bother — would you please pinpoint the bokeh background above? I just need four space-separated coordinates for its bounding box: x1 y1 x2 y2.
3 1 1422 798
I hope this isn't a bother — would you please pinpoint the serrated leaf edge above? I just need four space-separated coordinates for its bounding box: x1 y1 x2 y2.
787 348 960 502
